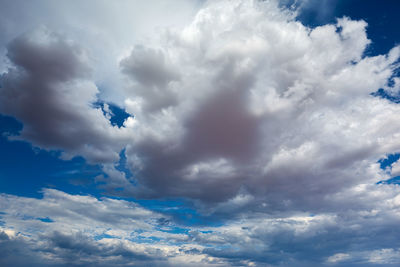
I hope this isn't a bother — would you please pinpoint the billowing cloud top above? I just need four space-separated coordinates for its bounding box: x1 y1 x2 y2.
1 0 400 266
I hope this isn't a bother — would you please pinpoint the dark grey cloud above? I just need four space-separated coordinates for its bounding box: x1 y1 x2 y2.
0 233 50 267
44 231 158 265
0 28 131 163
0 230 166 267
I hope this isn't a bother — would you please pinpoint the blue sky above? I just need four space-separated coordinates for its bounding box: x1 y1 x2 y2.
1 0 400 266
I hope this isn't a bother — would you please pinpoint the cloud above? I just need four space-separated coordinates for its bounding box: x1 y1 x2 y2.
2 0 399 207
121 46 181 112
0 190 226 266
1 0 400 265
2 186 400 266
1 0 399 213
119 0 400 210
0 27 132 163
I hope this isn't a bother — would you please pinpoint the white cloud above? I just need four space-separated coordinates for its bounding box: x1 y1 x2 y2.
327 253 351 263
0 0 203 103
390 160 400 177
368 248 400 264
0 190 232 266
2 185 400 266
3 0 398 204
117 0 400 209
1 0 400 265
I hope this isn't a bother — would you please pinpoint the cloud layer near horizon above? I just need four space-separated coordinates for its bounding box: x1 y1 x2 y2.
1 0 400 266
2 186 400 266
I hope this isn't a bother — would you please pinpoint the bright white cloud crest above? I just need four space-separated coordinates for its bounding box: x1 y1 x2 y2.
1 0 400 266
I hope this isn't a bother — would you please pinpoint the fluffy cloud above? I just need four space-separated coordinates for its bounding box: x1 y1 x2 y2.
1 0 400 265
120 0 400 209
0 0 202 101
0 27 132 163
2 0 399 206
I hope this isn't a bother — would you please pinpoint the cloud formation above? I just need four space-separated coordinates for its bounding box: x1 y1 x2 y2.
1 0 400 266
120 0 400 209
0 28 132 163
2 186 400 266
2 0 399 205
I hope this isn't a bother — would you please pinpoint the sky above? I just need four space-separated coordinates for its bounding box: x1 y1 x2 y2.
0 0 400 266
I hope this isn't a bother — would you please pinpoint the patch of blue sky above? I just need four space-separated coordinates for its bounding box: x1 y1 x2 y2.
92 101 131 128
375 153 400 185
36 217 54 223
136 198 224 227
198 230 213 234
156 225 190 235
295 0 400 56
378 153 400 169
115 149 133 182
370 61 400 102
128 235 162 244
371 88 400 104
377 176 400 185
0 114 103 198
0 113 22 135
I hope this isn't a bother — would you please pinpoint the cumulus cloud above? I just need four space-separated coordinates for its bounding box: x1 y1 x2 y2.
120 0 400 210
1 0 400 265
0 27 132 163
0 0 202 102
2 0 399 207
